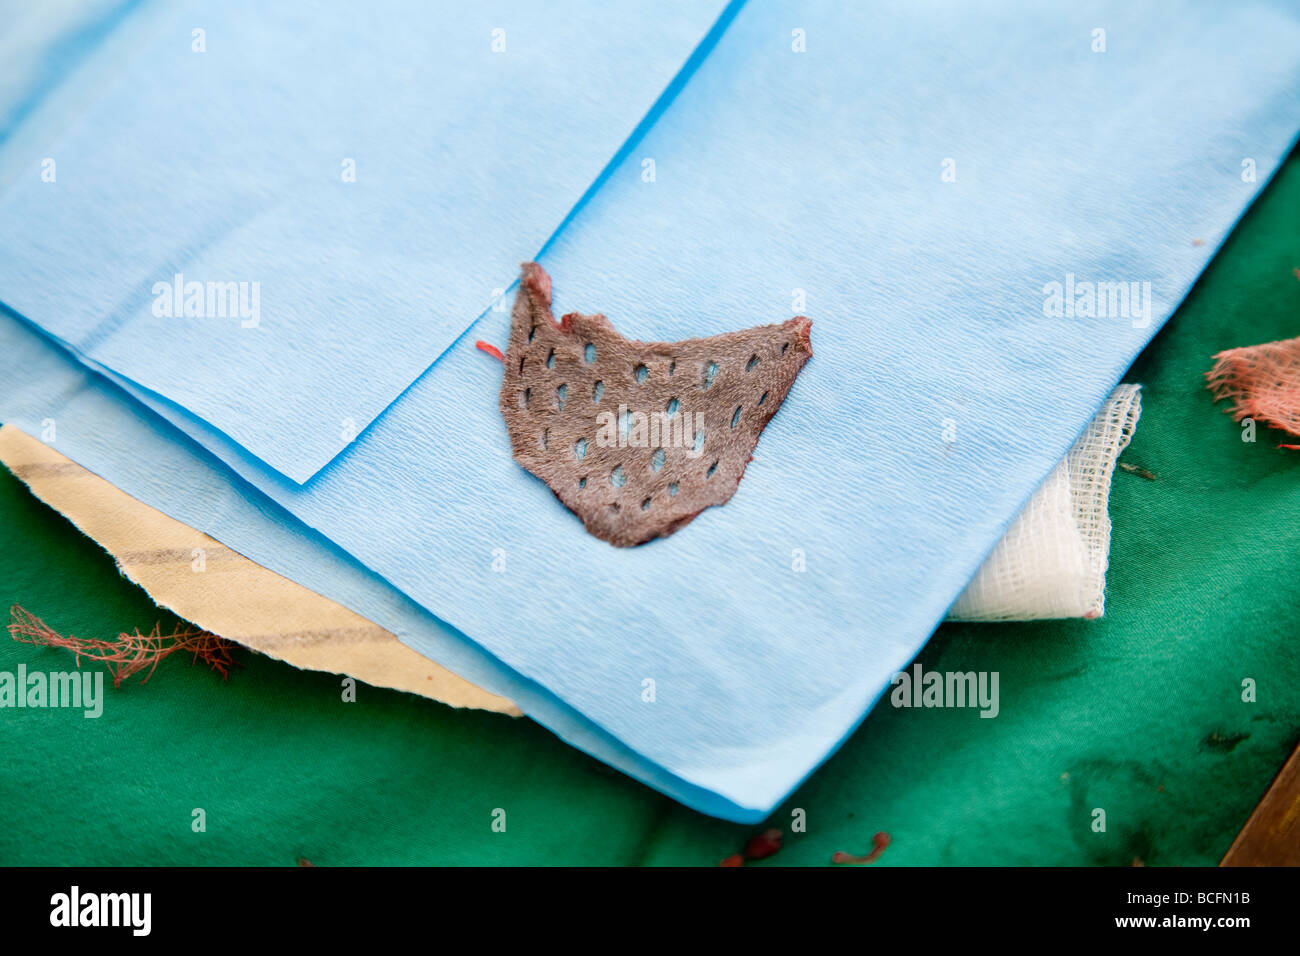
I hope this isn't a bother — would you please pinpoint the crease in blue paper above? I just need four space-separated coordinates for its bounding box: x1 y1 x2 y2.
2 0 1298 819
0 0 729 483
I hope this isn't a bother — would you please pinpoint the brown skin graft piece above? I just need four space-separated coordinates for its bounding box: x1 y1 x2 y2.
498 262 812 547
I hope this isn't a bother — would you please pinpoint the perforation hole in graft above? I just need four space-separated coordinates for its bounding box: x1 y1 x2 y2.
703 361 718 389
610 465 626 488
592 380 604 404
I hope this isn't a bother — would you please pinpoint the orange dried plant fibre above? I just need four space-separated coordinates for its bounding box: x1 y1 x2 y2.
8 604 238 688
1206 334 1300 448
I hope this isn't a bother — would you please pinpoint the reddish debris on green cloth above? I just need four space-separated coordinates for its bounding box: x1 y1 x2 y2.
1207 334 1300 448
832 831 891 865
717 827 784 866
8 604 238 687
743 828 783 861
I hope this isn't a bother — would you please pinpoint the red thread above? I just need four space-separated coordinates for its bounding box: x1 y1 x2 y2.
8 604 238 688
832 831 891 865
475 340 505 363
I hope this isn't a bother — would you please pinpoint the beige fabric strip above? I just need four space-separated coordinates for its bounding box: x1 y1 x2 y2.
0 424 521 716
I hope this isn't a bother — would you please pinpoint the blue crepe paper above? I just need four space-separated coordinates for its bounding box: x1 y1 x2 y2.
0 0 728 483
2 0 1298 818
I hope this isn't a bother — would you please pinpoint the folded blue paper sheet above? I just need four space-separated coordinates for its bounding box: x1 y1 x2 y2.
0 312 743 816
0 0 728 483
2 0 1298 820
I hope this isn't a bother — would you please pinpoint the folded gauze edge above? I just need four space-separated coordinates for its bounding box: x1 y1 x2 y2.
0 386 1138 711
948 384 1141 621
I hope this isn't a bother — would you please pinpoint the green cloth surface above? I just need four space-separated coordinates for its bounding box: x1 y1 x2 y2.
1 152 1296 867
